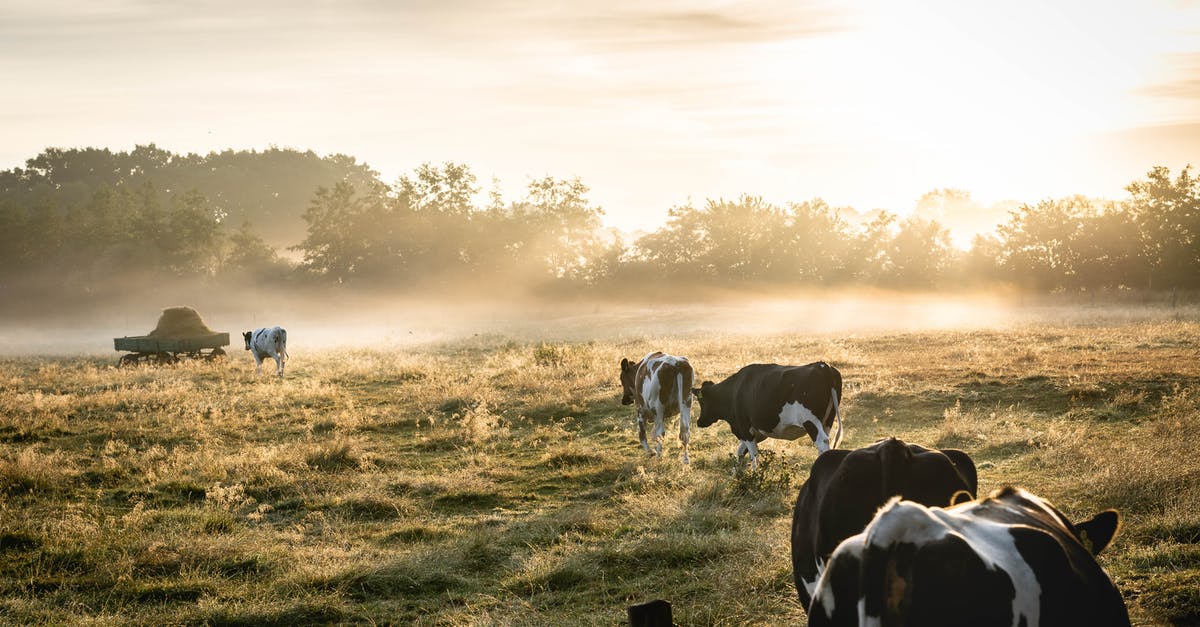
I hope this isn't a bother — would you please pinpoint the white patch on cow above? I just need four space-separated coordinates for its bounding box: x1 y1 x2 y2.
863 498 1044 627
813 540 861 620
801 556 826 602
859 598 878 627
860 598 874 627
752 401 830 453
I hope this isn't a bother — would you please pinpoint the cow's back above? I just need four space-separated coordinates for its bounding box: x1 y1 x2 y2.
792 438 977 608
810 489 1131 627
725 362 838 422
635 353 692 416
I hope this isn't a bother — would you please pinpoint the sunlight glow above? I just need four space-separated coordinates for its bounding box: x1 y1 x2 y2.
1 0 1198 233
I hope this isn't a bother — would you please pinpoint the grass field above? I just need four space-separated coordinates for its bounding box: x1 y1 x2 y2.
1 313 1198 625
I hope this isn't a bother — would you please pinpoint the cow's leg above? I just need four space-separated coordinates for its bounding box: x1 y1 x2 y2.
275 353 284 377
677 373 691 465
254 354 264 374
637 408 652 455
678 409 691 465
736 440 751 465
652 405 665 458
744 440 761 470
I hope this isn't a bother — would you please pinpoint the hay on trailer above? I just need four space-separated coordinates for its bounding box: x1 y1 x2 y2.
146 306 218 339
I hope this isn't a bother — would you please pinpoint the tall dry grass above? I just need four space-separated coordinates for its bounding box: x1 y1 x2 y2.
0 319 1197 624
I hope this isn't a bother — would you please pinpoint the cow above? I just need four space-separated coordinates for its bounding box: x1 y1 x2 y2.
243 326 288 377
791 438 977 610
619 352 695 464
809 486 1129 627
692 361 842 466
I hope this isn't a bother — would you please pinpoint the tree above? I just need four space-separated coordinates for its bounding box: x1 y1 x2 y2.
996 197 1090 290
883 217 954 288
509 176 604 279
223 221 289 281
1125 165 1200 289
293 182 373 283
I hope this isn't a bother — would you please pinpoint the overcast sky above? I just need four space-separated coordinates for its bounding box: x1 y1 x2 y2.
3 0 1199 231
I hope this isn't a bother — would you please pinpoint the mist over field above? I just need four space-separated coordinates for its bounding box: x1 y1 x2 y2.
2 284 1194 358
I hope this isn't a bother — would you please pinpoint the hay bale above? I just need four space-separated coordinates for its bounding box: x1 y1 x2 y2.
146 306 217 339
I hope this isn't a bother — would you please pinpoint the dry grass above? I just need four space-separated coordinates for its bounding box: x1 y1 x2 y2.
0 316 1197 624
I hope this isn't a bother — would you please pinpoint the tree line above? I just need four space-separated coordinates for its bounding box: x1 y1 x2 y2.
0 145 1196 298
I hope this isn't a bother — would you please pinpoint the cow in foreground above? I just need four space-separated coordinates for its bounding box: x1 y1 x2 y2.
243 326 288 377
693 361 842 466
791 438 977 609
809 486 1129 627
620 352 694 464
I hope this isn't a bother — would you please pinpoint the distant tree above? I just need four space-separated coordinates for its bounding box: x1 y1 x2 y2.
392 162 480 277
882 217 954 288
632 203 704 277
163 190 222 275
293 182 372 283
223 221 289 281
841 211 896 284
0 145 381 249
779 199 848 283
997 197 1090 290
1125 165 1199 289
957 233 1004 286
1073 202 1143 290
517 176 604 278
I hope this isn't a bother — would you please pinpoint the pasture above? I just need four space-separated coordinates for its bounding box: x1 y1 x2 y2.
1 314 1197 625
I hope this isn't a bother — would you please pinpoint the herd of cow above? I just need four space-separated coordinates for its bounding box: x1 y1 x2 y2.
617 351 1131 626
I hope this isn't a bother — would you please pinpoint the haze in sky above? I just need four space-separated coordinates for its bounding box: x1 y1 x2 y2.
2 0 1198 232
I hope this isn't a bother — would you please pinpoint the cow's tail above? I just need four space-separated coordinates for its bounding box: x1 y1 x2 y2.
677 368 693 463
827 388 843 449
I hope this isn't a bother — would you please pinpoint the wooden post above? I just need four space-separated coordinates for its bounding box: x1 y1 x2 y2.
628 599 673 627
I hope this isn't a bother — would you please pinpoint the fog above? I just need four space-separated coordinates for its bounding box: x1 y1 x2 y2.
1 283 1192 358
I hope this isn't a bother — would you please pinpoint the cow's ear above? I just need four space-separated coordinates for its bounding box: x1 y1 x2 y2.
691 387 702 399
621 358 629 369
1075 509 1120 556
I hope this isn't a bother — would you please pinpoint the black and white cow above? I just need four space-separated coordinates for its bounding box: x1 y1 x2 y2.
692 362 842 465
809 486 1129 627
791 438 977 609
243 326 288 377
620 352 695 464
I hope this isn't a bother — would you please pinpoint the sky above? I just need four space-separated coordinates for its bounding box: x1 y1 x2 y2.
2 0 1199 233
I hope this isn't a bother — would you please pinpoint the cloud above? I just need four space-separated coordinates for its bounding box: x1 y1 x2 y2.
541 2 844 50
1139 53 1200 101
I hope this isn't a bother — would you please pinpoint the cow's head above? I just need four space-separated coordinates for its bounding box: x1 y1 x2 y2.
693 381 719 427
242 331 252 350
619 358 637 405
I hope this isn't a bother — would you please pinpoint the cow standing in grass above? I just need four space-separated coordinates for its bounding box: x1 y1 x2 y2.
693 361 843 467
244 326 288 377
620 352 695 464
809 486 1128 627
